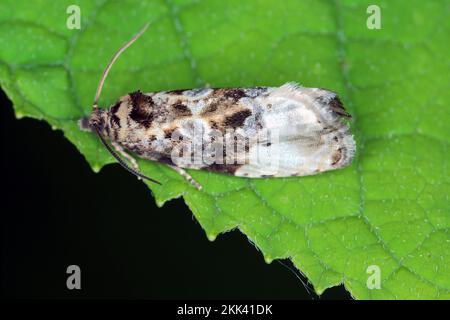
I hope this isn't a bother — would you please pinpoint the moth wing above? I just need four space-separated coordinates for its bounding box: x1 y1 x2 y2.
232 128 354 177
232 83 355 177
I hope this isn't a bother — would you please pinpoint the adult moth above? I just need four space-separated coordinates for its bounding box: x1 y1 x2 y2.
80 23 355 190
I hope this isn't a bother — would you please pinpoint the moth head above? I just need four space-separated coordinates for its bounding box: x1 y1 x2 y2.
89 107 108 135
84 22 161 186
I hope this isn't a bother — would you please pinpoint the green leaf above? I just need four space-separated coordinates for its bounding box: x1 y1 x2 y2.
1 0 449 299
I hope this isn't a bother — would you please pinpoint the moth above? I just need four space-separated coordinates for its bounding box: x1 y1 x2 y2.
80 24 355 190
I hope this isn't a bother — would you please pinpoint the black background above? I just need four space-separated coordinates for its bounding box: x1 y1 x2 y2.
1 89 350 299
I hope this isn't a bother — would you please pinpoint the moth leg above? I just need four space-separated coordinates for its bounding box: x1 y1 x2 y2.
168 165 202 190
111 141 140 175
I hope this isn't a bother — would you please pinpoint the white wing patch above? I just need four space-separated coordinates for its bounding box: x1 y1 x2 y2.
235 83 355 177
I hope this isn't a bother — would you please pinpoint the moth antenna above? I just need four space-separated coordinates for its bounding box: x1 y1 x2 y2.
92 22 160 186
95 128 161 185
93 22 150 109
